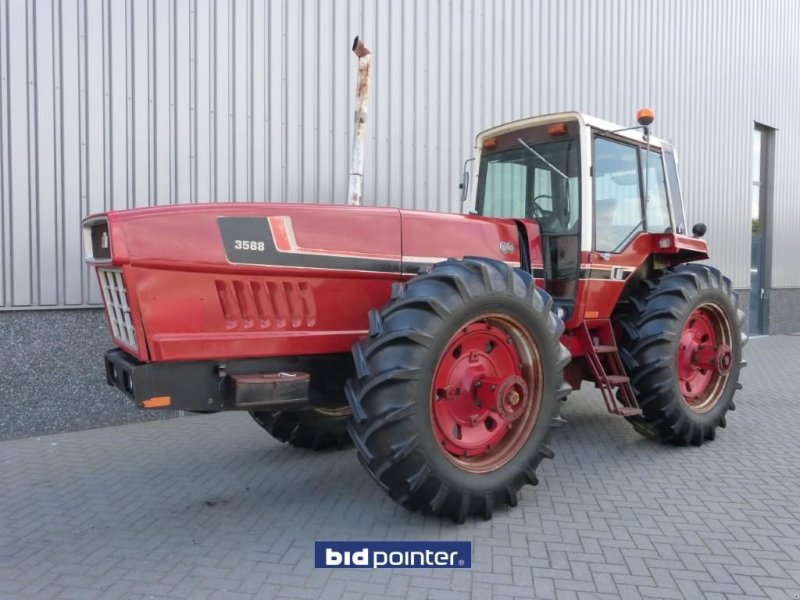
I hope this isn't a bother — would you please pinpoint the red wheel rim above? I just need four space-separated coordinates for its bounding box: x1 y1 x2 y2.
430 313 543 473
677 303 733 413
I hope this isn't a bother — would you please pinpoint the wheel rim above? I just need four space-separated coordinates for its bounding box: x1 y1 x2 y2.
677 303 733 413
313 405 351 417
430 313 544 474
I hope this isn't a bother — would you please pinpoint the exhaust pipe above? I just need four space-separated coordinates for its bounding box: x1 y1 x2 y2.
348 36 372 206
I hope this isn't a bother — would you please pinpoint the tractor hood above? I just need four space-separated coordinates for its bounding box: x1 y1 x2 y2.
84 203 536 277
82 203 541 362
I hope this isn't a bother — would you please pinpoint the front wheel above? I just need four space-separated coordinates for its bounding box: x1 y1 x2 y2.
345 258 571 523
249 406 352 450
615 264 747 445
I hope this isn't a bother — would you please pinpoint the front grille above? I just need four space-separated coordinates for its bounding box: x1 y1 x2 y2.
98 268 138 350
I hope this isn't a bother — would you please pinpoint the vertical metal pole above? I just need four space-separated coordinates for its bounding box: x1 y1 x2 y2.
643 128 650 211
348 37 372 206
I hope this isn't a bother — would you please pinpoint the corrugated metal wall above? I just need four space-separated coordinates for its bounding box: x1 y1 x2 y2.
2 0 799 309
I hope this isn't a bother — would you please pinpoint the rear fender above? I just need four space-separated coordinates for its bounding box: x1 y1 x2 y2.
650 233 710 264
399 211 538 273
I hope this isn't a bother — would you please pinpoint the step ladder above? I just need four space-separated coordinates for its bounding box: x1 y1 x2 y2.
577 319 642 417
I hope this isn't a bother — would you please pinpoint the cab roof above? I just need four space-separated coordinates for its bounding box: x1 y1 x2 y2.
475 111 668 150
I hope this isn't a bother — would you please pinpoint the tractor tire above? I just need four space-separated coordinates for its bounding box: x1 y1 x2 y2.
249 406 352 451
615 264 747 446
345 257 571 523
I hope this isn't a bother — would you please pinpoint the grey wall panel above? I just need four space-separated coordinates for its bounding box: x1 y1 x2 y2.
0 0 6 308
175 0 190 206
85 0 104 305
194 0 209 203
35 0 58 306
1 0 800 308
130 0 147 210
61 0 84 305
7 0 31 306
153 0 170 207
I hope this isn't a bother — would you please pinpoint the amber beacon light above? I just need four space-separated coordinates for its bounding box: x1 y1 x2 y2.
637 107 655 126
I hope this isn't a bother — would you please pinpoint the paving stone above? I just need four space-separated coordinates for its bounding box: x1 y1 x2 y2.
0 337 796 599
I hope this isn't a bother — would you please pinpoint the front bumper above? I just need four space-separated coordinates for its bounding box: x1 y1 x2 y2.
104 348 352 411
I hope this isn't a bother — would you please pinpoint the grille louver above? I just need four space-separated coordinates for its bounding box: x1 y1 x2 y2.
98 268 137 350
215 279 316 330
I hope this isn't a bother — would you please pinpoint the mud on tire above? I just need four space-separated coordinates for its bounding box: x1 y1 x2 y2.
615 264 747 446
345 258 571 523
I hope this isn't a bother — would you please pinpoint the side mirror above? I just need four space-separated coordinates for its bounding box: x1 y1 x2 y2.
459 158 474 203
459 171 470 203
692 222 707 238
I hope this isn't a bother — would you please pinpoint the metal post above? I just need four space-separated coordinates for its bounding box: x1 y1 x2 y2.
348 37 372 206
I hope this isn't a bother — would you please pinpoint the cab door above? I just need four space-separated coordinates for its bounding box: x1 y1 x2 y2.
583 135 672 319
475 132 583 316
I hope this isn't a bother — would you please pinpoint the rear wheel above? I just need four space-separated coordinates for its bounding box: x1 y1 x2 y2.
346 258 571 522
249 406 352 451
615 264 747 445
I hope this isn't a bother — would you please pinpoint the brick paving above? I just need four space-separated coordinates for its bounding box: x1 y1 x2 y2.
1 336 798 599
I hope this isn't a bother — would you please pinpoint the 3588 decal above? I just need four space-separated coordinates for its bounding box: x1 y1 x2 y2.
233 240 265 251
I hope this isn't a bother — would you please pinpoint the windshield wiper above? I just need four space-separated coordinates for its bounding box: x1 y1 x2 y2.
517 138 568 180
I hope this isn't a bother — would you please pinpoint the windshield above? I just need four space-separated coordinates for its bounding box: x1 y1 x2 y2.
475 138 580 234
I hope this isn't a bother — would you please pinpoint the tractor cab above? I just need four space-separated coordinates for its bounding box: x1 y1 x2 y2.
465 111 702 326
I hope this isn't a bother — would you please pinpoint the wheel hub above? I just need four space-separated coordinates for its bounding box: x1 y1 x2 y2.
493 375 528 421
431 318 542 471
677 305 733 412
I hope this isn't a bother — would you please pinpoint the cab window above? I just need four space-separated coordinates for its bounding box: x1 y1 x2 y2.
593 138 643 252
477 139 580 234
480 162 527 219
663 147 687 234
641 148 672 233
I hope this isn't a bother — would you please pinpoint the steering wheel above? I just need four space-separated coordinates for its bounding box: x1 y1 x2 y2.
530 194 555 220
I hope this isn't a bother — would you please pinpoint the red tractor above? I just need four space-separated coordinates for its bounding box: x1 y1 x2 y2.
83 109 745 523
